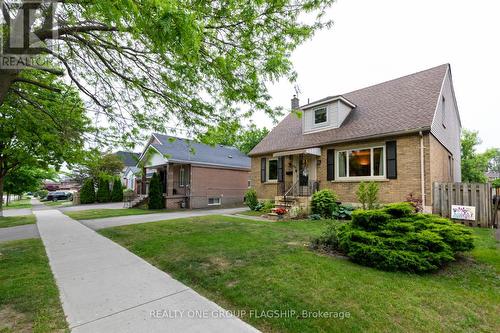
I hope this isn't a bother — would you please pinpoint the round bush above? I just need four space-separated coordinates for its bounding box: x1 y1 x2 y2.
314 203 474 272
311 189 338 218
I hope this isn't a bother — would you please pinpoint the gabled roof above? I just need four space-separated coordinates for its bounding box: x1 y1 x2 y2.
249 64 450 156
146 133 250 170
115 151 140 167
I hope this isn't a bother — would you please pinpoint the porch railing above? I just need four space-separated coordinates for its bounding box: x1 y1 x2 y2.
277 180 319 197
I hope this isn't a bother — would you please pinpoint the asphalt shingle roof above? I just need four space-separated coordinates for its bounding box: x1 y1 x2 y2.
115 151 140 167
151 134 250 169
249 64 449 156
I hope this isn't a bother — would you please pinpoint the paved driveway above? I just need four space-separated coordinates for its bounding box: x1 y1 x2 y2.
35 209 259 333
80 207 248 230
2 208 32 216
0 224 39 242
58 202 125 212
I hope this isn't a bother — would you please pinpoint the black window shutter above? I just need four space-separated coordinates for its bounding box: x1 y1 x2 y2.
260 158 266 183
277 157 284 182
386 141 397 179
327 149 335 181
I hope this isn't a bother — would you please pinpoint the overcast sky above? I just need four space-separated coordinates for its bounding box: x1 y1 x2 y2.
253 0 499 151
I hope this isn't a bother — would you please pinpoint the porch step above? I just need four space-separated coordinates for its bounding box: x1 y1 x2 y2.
129 195 148 208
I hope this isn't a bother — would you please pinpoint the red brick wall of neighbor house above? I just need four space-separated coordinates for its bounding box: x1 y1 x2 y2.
250 133 454 206
189 165 249 209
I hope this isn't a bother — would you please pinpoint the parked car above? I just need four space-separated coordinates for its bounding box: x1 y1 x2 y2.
46 191 72 201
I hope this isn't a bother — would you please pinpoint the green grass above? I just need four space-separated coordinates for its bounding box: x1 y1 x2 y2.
0 239 68 332
0 215 36 229
43 200 72 207
100 216 500 333
3 198 31 210
238 210 266 216
65 208 171 220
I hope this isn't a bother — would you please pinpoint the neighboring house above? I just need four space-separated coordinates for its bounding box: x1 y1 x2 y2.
115 151 140 188
248 64 461 212
123 166 140 191
136 133 251 209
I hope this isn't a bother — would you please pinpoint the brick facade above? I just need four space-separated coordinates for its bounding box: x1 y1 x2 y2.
189 165 249 209
251 133 455 208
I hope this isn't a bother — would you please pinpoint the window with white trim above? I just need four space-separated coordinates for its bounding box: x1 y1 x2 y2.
337 146 385 179
267 158 278 182
314 107 327 124
208 197 221 205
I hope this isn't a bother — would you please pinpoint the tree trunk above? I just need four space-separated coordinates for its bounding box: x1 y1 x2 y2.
0 176 3 217
0 72 18 105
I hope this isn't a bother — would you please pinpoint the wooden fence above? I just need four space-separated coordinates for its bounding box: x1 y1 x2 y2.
432 182 496 228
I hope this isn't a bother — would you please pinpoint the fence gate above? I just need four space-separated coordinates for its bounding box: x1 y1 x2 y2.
432 182 495 228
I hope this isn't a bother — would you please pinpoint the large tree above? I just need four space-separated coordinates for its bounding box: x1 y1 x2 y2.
461 129 497 183
69 150 125 184
3 166 56 204
0 71 89 215
197 119 268 154
0 0 333 144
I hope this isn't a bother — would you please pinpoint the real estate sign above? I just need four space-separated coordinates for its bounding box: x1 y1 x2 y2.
451 205 476 221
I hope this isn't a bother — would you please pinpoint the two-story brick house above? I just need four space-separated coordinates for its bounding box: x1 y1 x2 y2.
248 64 461 212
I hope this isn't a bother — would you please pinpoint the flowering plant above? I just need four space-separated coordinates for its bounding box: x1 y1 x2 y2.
274 207 287 215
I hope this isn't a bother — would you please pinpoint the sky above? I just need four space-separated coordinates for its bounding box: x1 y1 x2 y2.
251 0 500 151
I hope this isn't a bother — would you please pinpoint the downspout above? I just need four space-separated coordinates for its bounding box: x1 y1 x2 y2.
419 131 426 206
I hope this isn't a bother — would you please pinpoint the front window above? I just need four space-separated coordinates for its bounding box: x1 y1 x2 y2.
267 158 278 181
337 146 385 179
314 107 327 124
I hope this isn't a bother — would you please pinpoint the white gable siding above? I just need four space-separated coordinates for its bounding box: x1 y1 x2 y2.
303 100 352 134
145 150 167 167
431 69 461 182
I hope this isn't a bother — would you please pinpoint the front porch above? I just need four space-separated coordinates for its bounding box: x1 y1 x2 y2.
272 148 320 198
264 149 321 212
139 162 191 209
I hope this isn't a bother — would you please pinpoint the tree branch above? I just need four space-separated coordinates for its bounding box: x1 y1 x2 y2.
12 77 61 92
26 64 64 76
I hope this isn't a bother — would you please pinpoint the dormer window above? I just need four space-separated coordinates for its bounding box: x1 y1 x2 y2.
314 107 327 124
302 96 355 134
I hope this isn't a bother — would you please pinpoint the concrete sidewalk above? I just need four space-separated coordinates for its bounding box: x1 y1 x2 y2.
35 209 258 333
80 207 248 230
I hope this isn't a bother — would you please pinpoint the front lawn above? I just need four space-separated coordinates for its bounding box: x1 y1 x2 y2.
0 215 36 228
238 210 266 217
3 198 32 210
0 239 68 332
43 200 72 207
100 216 500 332
65 208 171 220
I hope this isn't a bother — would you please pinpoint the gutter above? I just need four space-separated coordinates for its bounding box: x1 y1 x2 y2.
249 127 431 157
419 131 426 206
